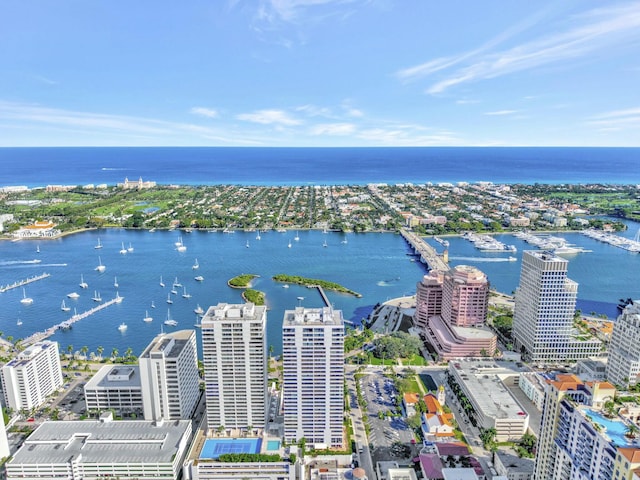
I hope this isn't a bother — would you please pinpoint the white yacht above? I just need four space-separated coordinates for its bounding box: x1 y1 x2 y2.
61 300 71 312
127 242 134 253
294 231 300 241
119 242 128 254
92 290 102 302
114 292 124 303
67 292 80 299
166 293 173 304
194 275 204 282
173 277 182 288
79 274 88 289
160 276 165 287
94 238 103 249
143 310 153 322
256 230 261 240
118 322 127 332
192 259 199 269
20 288 33 305
194 304 204 315
288 240 292 248
182 287 192 299
17 319 23 326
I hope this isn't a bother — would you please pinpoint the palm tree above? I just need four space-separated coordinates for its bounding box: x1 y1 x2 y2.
124 347 133 361
81 346 89 359
111 347 119 360
627 423 640 439
97 346 104 360
67 344 74 358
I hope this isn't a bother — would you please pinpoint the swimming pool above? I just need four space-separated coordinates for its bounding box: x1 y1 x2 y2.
266 440 281 451
585 409 632 447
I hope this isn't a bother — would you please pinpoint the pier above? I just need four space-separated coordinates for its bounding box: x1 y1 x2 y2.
400 228 449 271
308 284 332 307
22 295 123 347
0 272 51 293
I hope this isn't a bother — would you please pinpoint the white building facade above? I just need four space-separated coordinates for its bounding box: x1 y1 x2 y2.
512 251 601 363
1 341 63 411
607 302 640 388
83 365 143 416
201 302 268 430
282 306 344 448
139 330 200 421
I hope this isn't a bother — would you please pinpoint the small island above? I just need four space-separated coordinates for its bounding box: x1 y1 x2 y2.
243 288 266 306
272 274 362 298
228 274 259 288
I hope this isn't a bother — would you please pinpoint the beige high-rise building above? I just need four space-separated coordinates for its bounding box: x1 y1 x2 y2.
607 301 640 388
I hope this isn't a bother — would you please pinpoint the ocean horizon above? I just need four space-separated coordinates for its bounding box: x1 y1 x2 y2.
2 146 640 187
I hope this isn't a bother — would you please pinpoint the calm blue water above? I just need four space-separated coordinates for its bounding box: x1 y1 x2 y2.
2 226 639 359
1 147 640 187
0 230 427 357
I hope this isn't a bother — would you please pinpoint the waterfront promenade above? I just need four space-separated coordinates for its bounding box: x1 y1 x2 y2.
400 228 449 271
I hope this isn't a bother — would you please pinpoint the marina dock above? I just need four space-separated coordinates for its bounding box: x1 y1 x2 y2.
400 228 449 271
22 295 123 347
0 272 51 293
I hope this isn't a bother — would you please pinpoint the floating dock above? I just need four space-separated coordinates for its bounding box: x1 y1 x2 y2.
0 272 51 293
22 295 123 347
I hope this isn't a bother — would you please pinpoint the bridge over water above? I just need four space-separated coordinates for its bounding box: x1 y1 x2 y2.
400 228 449 272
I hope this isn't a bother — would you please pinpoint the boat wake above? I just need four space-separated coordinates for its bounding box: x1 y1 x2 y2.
0 260 43 266
101 167 129 171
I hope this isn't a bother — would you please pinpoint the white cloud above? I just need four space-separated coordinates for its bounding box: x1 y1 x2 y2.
190 107 219 118
588 106 640 130
236 109 302 125
253 0 362 23
456 99 480 105
295 104 333 117
484 110 518 116
398 3 640 94
356 126 461 146
0 100 263 145
310 123 356 135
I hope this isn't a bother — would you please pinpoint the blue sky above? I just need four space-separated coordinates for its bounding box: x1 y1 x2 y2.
1 0 639 147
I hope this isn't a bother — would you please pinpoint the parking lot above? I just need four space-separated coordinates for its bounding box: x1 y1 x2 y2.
359 371 414 448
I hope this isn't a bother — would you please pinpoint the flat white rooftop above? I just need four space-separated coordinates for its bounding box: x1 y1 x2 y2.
9 419 191 465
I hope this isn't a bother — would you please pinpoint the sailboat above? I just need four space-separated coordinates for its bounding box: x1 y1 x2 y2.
160 276 165 287
294 231 300 241
151 300 156 308
127 242 134 253
79 274 88 289
61 300 71 312
92 290 102 302
114 291 124 303
288 240 292 248
323 239 328 248
95 256 106 272
256 230 261 240
118 322 128 332
194 304 204 315
246 240 250 248
17 319 23 326
119 242 128 254
174 236 184 247
192 258 199 270
20 288 33 305
173 277 182 288
143 310 153 322
182 287 191 299
175 236 187 252
36 245 40 253
166 293 173 304
114 276 119 288
164 308 178 326
94 238 103 249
